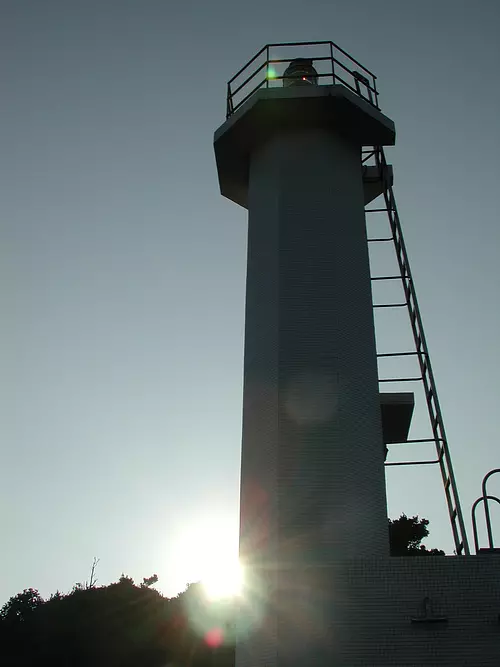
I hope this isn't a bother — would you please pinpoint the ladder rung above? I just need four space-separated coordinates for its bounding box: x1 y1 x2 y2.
371 275 402 281
456 541 464 555
444 477 451 491
451 507 458 521
379 376 422 383
373 302 408 309
406 438 443 444
365 208 389 213
367 237 393 242
385 458 440 467
377 351 420 358
387 437 442 445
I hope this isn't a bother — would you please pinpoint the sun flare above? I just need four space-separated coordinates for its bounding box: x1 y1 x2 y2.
173 516 243 600
202 558 244 600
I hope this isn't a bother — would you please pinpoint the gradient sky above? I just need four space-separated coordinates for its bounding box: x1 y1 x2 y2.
1 0 499 603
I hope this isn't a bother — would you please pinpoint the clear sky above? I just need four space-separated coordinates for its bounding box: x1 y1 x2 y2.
1 0 499 603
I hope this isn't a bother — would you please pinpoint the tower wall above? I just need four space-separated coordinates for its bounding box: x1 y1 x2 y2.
239 127 388 572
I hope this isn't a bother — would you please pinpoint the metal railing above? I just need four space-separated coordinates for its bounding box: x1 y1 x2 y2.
471 469 500 553
226 41 379 118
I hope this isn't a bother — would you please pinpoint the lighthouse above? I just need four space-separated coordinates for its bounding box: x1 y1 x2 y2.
214 42 500 667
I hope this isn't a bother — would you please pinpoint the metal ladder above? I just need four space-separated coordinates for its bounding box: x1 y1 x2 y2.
364 145 470 556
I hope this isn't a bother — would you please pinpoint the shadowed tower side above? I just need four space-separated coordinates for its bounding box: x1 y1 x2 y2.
215 55 396 666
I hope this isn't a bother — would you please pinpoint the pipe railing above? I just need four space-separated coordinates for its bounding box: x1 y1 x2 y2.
481 468 500 550
226 41 379 118
472 494 500 554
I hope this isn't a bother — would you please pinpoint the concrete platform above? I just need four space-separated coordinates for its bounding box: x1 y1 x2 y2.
214 84 396 209
237 555 500 667
380 392 415 444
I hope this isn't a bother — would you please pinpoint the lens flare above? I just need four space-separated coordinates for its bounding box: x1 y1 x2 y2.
267 67 277 80
204 627 224 648
172 516 240 599
202 559 244 600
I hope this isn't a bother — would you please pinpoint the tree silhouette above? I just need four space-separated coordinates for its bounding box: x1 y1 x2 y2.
0 576 236 667
0 588 44 624
141 574 159 588
389 514 445 556
0 514 445 665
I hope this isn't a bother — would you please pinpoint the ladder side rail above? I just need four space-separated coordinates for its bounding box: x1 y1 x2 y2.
388 191 467 553
373 146 470 555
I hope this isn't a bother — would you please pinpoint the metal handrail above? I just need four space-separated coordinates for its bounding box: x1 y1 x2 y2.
228 44 268 84
481 469 500 549
260 39 377 78
225 41 379 118
231 60 268 98
472 494 500 554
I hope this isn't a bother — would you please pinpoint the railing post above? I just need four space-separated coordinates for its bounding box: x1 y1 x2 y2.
266 45 270 89
329 41 335 85
373 76 379 109
226 82 231 118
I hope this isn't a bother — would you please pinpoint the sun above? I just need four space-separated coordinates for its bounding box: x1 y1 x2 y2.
201 557 244 600
173 515 243 600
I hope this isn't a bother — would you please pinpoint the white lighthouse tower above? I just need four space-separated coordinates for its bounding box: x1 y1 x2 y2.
214 42 500 667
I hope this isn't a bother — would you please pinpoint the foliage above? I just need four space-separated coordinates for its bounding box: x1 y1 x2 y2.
0 514 444 664
0 588 44 623
141 574 159 588
0 576 236 667
389 513 445 556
